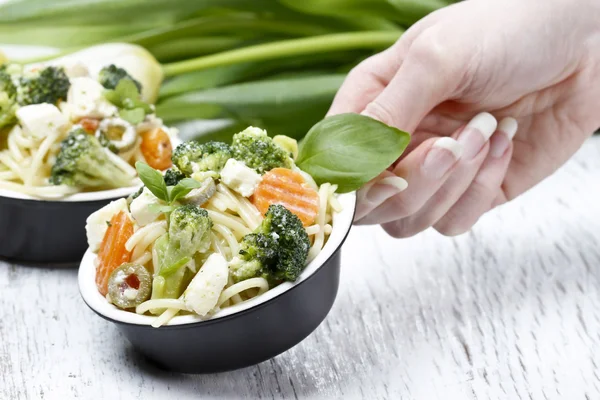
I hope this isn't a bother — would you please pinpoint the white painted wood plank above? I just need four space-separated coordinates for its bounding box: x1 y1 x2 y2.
2 137 600 400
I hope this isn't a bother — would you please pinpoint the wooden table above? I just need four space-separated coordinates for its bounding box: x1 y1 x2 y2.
3 136 600 400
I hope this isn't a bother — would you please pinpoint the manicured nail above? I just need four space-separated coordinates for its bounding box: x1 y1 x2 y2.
457 112 498 160
422 137 463 179
366 176 408 203
490 117 518 158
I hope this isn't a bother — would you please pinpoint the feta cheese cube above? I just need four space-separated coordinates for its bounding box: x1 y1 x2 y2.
16 103 69 139
183 253 228 316
66 77 117 120
129 188 163 227
85 198 129 252
220 158 262 197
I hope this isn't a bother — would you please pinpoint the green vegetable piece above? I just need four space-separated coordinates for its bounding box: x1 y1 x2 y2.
18 66 70 106
172 140 231 176
296 113 410 193
99 64 142 92
107 263 151 310
50 128 132 188
149 205 212 306
231 127 292 174
232 204 309 284
103 79 152 125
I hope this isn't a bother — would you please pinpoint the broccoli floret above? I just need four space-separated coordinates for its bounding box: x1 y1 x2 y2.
232 204 310 283
18 66 70 106
164 168 186 186
49 128 132 188
150 204 213 301
168 204 212 256
0 64 19 130
98 64 142 93
231 127 292 174
172 141 232 176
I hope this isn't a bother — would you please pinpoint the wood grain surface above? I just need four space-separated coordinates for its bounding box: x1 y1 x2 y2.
2 136 600 400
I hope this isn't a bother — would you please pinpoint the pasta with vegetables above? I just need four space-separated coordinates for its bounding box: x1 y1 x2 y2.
85 127 342 328
0 61 176 198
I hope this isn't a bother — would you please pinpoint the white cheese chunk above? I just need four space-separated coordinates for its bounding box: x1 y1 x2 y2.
66 77 117 120
220 158 262 197
129 187 163 227
85 198 129 252
16 103 69 139
183 253 228 317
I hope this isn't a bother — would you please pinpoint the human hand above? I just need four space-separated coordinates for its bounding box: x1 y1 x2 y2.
328 0 600 237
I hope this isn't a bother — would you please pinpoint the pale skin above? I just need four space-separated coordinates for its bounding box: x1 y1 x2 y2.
328 0 600 238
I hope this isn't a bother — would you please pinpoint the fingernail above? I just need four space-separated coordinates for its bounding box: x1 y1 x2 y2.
366 176 408 203
457 112 498 160
490 117 518 158
422 137 463 179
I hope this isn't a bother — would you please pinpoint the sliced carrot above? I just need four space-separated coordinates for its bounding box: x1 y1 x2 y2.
140 127 172 170
96 211 134 296
79 118 100 134
252 168 320 227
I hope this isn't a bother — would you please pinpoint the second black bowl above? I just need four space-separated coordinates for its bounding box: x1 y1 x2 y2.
0 187 137 264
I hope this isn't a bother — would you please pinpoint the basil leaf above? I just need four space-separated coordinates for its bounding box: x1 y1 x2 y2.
135 162 169 202
296 113 410 193
169 178 202 204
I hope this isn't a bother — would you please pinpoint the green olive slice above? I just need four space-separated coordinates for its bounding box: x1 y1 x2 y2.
107 263 151 309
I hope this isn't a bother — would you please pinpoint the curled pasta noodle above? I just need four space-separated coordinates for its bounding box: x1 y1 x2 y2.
227 275 243 305
26 130 62 186
136 299 187 315
7 133 24 162
217 277 269 307
206 210 252 237
126 221 167 252
305 225 320 236
131 251 152 266
0 170 18 180
216 184 262 230
212 224 239 258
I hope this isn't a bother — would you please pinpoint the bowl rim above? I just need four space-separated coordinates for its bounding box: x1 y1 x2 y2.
0 185 141 203
78 191 357 328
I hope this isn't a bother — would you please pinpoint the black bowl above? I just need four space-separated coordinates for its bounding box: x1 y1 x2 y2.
0 187 138 264
79 192 356 373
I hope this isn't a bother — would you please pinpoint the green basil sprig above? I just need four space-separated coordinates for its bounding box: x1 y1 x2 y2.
296 113 410 193
135 162 202 206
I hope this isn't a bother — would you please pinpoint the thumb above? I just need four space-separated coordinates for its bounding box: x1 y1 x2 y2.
361 29 462 134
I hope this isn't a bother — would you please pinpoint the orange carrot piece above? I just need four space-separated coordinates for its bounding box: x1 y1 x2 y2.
253 168 320 226
96 211 134 296
140 127 172 170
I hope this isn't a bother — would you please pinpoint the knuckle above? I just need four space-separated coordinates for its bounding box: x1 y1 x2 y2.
409 27 451 68
363 100 398 129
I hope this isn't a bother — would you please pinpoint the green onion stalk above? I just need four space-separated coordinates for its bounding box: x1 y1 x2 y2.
1 0 460 140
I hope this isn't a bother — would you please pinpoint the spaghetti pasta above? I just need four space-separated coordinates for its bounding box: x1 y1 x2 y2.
88 128 341 328
0 63 176 199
